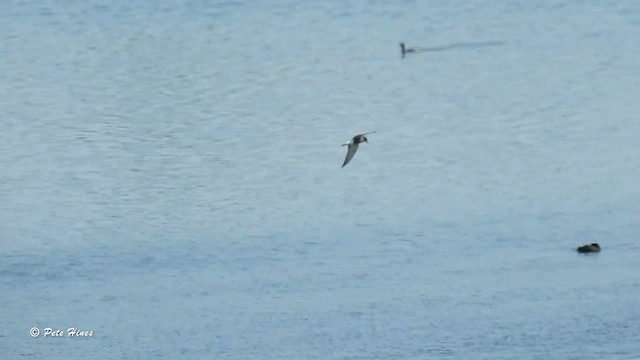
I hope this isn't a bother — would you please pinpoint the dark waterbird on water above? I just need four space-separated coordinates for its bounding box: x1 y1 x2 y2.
400 40 505 57
577 243 601 253
400 42 419 56
341 131 375 168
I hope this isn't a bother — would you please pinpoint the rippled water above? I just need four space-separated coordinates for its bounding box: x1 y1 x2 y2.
2 0 640 358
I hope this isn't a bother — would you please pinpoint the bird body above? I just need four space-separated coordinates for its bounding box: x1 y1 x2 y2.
342 132 375 168
577 243 601 253
400 42 418 55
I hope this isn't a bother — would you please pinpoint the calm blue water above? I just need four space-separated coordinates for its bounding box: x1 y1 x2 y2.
2 0 640 358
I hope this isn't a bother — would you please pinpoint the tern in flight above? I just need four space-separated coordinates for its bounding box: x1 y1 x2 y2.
341 131 375 168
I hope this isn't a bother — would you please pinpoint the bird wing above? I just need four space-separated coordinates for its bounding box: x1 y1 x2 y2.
357 131 376 137
342 143 359 168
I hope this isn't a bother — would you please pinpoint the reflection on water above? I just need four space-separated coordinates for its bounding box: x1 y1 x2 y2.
412 40 506 52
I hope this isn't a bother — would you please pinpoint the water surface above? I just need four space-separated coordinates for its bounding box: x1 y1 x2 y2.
1 0 639 358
